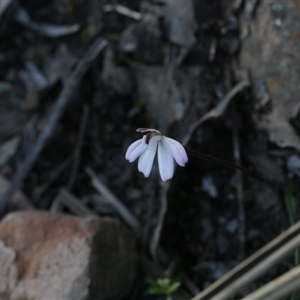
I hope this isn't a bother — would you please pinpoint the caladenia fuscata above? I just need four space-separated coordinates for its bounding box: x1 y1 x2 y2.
125 128 188 182
126 128 273 185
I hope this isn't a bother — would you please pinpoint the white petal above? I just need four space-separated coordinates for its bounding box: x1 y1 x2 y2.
137 136 160 177
158 140 174 181
125 136 146 162
163 137 188 166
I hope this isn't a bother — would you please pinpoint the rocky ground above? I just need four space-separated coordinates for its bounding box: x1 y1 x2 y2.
0 1 300 299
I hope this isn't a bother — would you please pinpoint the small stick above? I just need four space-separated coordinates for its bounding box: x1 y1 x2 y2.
232 106 245 260
0 38 107 212
191 220 300 300
86 167 140 234
240 265 300 300
103 4 142 21
209 38 217 62
56 188 94 216
33 156 72 201
182 80 250 146
66 104 90 191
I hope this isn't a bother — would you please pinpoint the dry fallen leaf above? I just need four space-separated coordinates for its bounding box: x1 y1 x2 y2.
240 1 300 150
130 63 194 126
43 44 77 86
163 0 197 47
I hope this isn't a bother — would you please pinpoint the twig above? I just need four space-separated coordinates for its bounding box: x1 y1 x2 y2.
49 196 62 213
103 4 142 21
191 220 300 300
284 178 300 300
241 264 300 300
232 106 245 260
55 188 94 216
182 80 250 146
86 167 140 234
0 136 20 168
0 38 107 212
209 38 217 62
66 104 89 190
33 156 72 201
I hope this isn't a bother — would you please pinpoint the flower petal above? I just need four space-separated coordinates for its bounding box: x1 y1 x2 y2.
158 139 174 182
163 137 188 166
137 136 160 177
125 136 146 162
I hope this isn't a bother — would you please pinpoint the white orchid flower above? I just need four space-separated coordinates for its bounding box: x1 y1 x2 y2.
125 128 188 181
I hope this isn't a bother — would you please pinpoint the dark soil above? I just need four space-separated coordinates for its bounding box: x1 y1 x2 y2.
0 1 299 299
